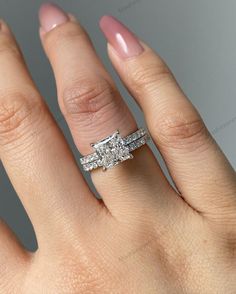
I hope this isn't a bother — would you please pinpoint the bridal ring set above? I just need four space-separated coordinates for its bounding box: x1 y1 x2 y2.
80 128 149 172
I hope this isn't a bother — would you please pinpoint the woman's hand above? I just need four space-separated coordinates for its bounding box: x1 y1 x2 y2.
0 3 235 293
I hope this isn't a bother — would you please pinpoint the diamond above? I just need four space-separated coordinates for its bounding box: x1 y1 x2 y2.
83 163 91 171
93 131 133 170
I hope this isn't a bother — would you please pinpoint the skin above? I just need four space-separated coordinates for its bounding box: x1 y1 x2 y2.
0 5 236 294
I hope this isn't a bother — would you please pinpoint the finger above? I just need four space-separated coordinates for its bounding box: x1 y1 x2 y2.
0 219 28 292
39 3 181 220
0 20 100 247
99 15 236 220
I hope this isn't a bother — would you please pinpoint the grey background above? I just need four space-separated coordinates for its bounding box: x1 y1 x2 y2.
0 0 235 251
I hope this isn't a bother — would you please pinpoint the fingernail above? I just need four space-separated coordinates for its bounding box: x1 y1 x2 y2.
99 15 144 59
39 2 69 33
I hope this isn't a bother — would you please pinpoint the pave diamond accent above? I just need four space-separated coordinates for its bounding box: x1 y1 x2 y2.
80 128 149 172
80 153 99 165
123 128 146 145
128 134 149 152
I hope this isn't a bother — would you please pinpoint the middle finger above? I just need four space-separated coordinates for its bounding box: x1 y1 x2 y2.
0 19 99 248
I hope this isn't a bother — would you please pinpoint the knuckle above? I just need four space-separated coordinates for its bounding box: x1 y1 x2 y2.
130 58 173 94
62 78 117 121
157 112 209 150
0 91 43 145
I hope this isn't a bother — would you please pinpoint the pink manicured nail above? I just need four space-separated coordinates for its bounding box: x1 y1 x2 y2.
99 15 144 59
39 3 69 33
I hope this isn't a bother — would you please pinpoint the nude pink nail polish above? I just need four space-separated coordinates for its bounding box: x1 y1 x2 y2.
99 15 144 59
39 3 69 33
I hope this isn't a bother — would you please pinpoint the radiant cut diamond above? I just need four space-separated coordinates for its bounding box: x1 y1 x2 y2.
92 131 133 170
80 128 149 172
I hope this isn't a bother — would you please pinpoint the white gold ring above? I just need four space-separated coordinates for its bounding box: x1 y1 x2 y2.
80 128 149 172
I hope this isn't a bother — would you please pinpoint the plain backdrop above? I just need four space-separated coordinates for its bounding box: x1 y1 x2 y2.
0 0 235 251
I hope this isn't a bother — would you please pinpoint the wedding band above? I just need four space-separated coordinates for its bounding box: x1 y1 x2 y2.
80 128 149 172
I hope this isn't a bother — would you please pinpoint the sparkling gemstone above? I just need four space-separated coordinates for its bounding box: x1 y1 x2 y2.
93 131 133 170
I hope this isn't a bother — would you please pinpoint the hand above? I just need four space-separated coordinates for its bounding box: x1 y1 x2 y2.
0 3 235 293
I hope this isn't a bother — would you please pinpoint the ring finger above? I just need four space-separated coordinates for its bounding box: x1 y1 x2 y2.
39 3 180 219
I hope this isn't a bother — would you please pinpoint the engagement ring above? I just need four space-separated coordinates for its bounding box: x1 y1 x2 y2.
80 128 149 172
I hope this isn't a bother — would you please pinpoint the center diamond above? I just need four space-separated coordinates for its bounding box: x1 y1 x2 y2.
93 131 133 170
